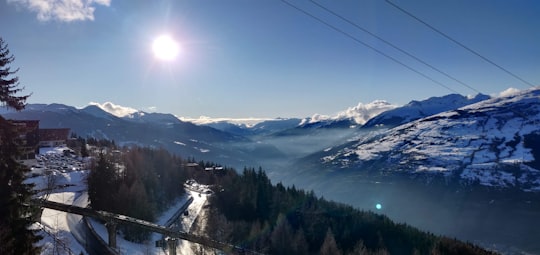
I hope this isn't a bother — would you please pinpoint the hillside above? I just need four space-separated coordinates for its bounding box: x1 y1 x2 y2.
362 93 490 128
276 88 540 254
321 88 540 191
0 103 283 168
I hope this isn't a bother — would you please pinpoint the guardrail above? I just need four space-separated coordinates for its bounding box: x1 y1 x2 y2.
31 199 261 254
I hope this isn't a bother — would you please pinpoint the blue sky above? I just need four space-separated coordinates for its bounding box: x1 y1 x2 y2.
1 0 539 119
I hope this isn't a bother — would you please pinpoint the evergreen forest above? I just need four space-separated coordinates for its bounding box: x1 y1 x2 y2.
86 142 497 255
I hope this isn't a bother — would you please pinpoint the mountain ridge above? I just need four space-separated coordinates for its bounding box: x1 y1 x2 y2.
0 103 283 168
362 93 490 128
318 88 540 191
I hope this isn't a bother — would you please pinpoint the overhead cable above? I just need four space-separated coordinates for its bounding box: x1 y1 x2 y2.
384 0 536 88
279 0 459 94
310 0 480 94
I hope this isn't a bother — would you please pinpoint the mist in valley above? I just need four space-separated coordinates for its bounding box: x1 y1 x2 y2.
236 128 540 255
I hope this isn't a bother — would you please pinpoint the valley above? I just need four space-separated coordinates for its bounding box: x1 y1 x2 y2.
4 88 540 254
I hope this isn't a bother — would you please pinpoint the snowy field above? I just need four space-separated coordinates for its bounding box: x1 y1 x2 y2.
27 146 211 255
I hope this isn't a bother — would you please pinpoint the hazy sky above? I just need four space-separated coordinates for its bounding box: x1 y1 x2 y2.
1 0 539 119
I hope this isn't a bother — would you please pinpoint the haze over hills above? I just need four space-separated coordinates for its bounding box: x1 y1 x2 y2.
0 103 283 168
279 88 540 254
3 89 540 253
203 118 303 137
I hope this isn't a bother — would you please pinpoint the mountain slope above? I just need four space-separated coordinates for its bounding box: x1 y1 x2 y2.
122 111 183 125
203 118 303 136
1 103 283 168
299 100 397 129
362 93 490 128
275 89 540 254
321 88 540 191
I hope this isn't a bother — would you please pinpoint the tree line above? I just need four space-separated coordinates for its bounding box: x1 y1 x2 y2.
205 168 498 255
87 147 190 241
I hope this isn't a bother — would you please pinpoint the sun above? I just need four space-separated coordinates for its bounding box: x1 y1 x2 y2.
152 34 180 61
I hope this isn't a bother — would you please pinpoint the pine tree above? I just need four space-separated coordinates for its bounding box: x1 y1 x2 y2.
320 228 342 255
269 214 295 254
87 152 118 210
0 37 40 254
80 138 89 158
0 38 29 111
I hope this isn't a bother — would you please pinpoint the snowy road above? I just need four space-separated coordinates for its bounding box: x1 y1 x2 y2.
175 190 210 254
37 192 87 255
87 187 209 255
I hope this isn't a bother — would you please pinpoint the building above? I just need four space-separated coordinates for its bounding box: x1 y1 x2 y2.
8 120 71 164
10 120 40 160
39 128 70 147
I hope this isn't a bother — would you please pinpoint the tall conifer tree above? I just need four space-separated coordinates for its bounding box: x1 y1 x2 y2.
0 37 40 254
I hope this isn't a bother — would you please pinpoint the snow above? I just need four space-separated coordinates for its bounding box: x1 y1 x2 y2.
24 146 91 255
87 182 210 255
174 141 186 146
88 102 138 117
363 93 490 128
198 148 210 153
323 88 540 190
299 100 397 127
37 192 87 255
26 146 212 254
336 100 398 125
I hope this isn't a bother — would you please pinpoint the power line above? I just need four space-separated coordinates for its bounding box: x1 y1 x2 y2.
384 0 536 88
279 0 459 94
309 0 480 94
282 0 538 150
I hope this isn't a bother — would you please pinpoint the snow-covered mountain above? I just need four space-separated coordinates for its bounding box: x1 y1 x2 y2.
362 93 490 128
122 111 183 125
1 103 283 168
84 103 182 125
80 104 118 120
299 100 397 129
203 118 303 136
319 88 540 191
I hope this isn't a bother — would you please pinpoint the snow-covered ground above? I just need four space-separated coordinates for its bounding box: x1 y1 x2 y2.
35 192 87 255
322 88 540 190
27 146 211 255
88 188 209 255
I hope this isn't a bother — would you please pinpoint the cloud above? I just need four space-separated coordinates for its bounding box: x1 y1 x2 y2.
88 102 137 117
336 100 397 125
497 87 521 98
299 113 331 126
7 0 111 22
179 116 273 126
301 100 397 126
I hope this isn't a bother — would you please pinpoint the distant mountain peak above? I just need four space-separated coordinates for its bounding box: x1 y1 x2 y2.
88 102 138 117
122 111 182 125
298 100 398 129
81 104 117 119
362 93 490 128
335 100 397 125
319 88 540 191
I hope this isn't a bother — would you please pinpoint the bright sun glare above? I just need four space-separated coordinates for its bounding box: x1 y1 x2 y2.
152 35 180 61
